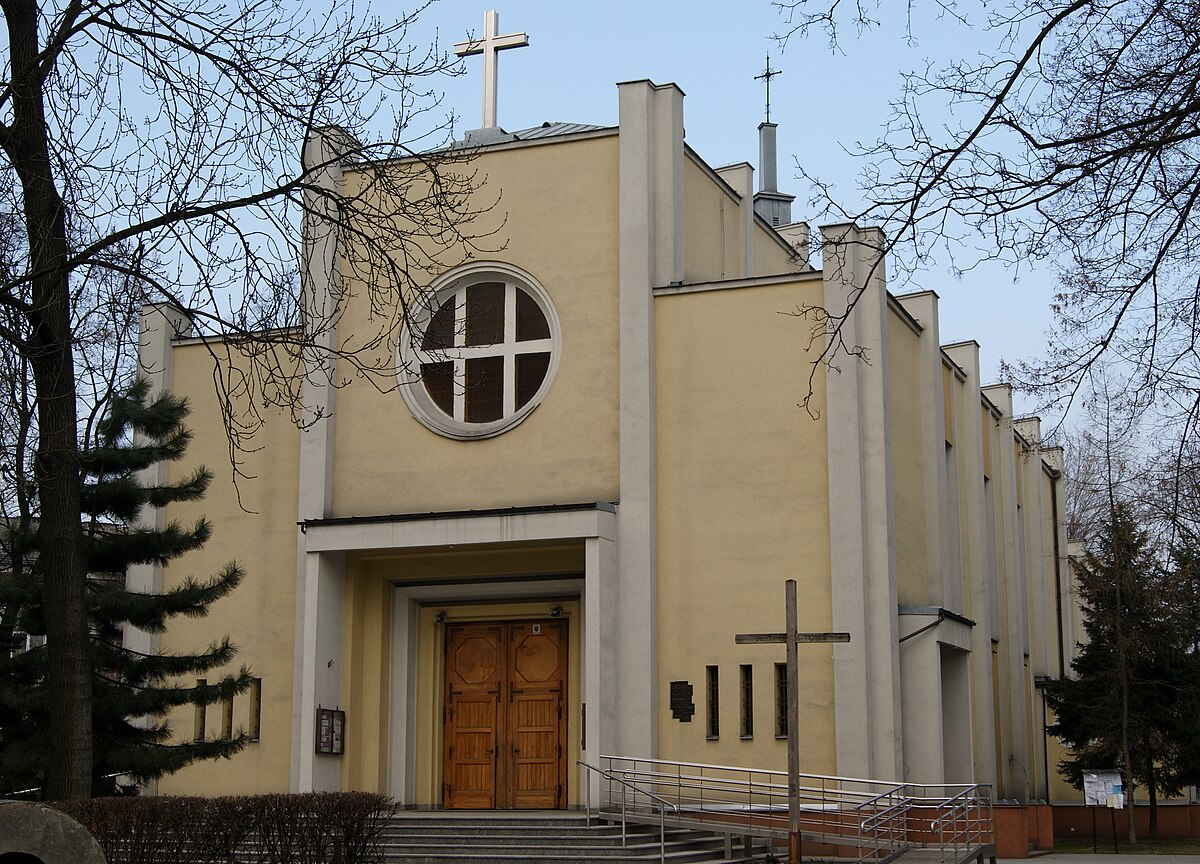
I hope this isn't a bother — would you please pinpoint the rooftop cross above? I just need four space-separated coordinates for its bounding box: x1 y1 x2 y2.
754 54 782 123
454 10 529 130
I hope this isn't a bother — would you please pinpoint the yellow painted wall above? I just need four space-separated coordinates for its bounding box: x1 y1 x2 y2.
887 312 929 606
683 158 741 283
754 222 797 276
341 564 392 793
157 341 301 795
331 135 621 517
653 274 835 774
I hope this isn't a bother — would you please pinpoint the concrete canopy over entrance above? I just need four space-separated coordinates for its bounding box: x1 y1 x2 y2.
293 503 623 806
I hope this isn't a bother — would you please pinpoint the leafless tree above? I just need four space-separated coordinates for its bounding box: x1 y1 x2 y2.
0 0 491 799
774 1 1200 457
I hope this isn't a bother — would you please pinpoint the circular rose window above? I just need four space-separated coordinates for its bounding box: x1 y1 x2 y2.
399 262 561 439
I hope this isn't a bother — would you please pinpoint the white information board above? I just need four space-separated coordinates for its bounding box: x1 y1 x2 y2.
1083 769 1124 808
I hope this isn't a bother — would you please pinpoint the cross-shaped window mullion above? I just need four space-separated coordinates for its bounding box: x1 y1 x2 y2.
452 289 467 422
503 284 518 417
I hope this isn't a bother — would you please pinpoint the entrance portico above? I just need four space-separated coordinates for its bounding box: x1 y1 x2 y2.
291 502 623 807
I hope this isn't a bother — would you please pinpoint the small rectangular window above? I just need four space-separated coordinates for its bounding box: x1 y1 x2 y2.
219 694 234 740
706 666 719 739
775 663 788 739
740 665 754 739
194 678 207 741
248 677 262 742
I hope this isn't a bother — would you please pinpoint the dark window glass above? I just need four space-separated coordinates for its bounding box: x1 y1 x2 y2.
248 677 262 742
194 678 207 741
775 663 788 739
516 287 550 341
466 355 504 422
706 666 719 739
466 282 505 346
422 297 456 351
515 352 551 409
740 665 753 738
422 361 454 416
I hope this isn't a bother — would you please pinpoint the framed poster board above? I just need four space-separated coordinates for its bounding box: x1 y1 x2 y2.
1083 769 1123 808
316 707 345 755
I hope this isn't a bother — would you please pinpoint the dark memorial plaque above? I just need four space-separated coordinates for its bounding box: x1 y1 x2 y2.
669 680 695 721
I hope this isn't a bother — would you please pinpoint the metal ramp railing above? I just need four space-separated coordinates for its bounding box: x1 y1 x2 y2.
580 755 993 864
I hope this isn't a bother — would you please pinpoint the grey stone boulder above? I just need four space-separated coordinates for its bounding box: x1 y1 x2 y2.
0 800 106 864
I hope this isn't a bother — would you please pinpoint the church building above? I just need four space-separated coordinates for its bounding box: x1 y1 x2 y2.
132 17 1075 810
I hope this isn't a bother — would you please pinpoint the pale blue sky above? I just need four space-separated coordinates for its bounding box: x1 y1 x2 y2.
408 1 1057 410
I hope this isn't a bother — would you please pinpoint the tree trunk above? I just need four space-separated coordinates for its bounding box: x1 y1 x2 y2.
2 0 92 800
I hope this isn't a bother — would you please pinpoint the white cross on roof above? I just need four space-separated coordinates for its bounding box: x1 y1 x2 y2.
454 10 529 130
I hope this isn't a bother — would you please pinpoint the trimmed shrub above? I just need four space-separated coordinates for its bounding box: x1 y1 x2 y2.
53 791 392 864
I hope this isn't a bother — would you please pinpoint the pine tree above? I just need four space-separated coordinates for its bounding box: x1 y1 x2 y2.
1045 502 1200 839
0 379 251 795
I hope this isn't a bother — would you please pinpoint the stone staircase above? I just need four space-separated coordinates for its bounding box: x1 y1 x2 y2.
378 811 751 864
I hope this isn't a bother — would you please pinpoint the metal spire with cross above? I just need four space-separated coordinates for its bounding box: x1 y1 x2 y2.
754 54 782 123
454 10 529 130
735 579 850 864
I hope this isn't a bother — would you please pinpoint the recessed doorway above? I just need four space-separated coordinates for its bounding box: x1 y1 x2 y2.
442 619 568 809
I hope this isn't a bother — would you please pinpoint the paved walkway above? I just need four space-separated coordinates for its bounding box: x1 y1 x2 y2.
1001 857 1200 863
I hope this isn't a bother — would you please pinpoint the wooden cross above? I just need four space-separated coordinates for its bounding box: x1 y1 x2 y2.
736 579 850 864
454 10 529 130
754 54 782 123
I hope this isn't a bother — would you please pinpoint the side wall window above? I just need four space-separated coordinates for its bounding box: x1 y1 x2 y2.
740 665 754 739
705 666 719 739
775 663 788 739
248 677 263 741
193 678 207 740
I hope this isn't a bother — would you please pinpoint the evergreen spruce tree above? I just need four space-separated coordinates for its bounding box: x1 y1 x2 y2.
0 380 251 794
1045 502 1200 839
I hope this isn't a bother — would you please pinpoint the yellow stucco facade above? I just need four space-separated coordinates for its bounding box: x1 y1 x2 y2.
140 78 1073 810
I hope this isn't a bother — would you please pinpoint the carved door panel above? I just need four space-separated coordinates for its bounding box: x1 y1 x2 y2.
442 619 567 809
507 621 567 809
443 623 502 809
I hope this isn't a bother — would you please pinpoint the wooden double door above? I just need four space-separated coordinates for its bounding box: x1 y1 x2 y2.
442 619 568 809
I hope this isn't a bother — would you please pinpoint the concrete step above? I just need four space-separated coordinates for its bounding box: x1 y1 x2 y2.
379 829 700 847
378 812 738 864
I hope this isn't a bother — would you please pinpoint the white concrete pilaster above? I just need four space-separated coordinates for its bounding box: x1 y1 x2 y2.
895 292 952 610
614 80 683 758
943 341 998 789
127 304 193 661
776 222 811 269
821 222 903 782
295 550 346 792
898 620 944 782
290 126 358 792
714 162 754 279
983 383 1031 801
583 534 619 803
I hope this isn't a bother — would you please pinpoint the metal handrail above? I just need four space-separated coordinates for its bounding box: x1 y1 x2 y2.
926 784 993 863
601 754 911 790
578 760 679 864
598 754 916 863
590 755 993 864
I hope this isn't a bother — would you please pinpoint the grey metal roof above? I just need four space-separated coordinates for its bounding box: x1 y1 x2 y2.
510 122 609 139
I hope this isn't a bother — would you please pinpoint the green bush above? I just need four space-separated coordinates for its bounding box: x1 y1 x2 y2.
54 791 392 864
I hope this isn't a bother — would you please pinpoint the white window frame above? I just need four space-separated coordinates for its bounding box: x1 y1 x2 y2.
398 261 562 440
